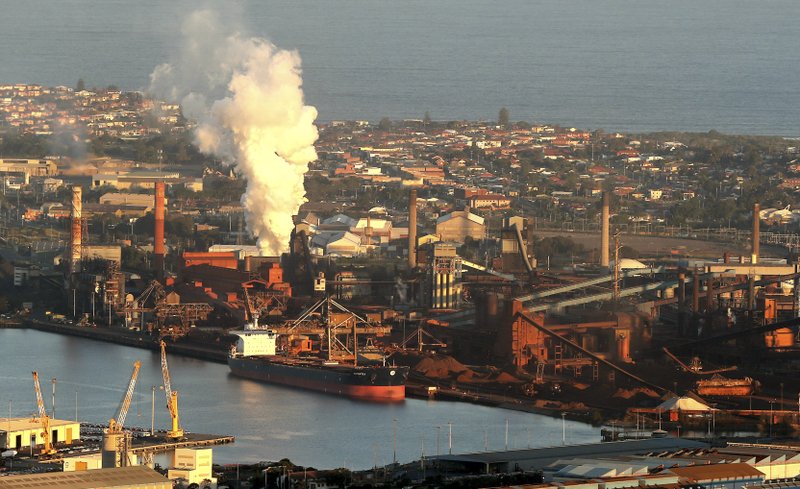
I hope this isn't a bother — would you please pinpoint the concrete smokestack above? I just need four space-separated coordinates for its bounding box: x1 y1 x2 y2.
752 202 760 265
408 189 418 268
154 182 166 275
70 186 82 274
600 191 610 268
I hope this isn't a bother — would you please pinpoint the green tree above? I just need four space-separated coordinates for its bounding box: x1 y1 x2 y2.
423 111 432 127
498 107 510 127
378 117 392 131
76 78 85 91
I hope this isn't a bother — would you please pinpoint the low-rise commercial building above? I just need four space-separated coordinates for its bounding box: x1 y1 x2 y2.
0 465 170 489
0 417 80 450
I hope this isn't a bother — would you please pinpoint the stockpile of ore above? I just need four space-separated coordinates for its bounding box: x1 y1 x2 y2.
413 354 522 384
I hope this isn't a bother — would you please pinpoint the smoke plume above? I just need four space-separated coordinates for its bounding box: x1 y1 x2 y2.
149 10 318 255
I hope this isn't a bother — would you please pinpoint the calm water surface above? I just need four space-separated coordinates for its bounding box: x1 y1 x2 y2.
0 329 598 469
0 0 798 135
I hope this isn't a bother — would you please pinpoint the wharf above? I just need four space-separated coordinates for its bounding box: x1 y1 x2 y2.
129 432 235 456
23 318 228 363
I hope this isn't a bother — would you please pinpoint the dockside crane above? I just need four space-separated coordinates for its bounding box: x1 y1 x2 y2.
31 371 56 456
159 341 183 439
108 361 141 434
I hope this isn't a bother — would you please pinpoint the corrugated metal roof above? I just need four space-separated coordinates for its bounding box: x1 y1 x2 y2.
669 462 764 481
0 466 169 489
430 438 708 467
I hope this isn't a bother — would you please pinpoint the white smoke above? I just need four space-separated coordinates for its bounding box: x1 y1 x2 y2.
149 10 318 255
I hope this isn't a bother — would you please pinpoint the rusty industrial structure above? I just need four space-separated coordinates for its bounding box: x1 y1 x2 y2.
43 174 800 432
70 185 82 274
408 189 417 268
153 181 166 278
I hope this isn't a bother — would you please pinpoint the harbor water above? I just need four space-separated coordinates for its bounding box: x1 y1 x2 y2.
0 329 598 469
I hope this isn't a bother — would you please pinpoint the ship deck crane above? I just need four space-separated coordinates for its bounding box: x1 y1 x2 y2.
159 341 183 439
108 361 141 434
31 371 56 456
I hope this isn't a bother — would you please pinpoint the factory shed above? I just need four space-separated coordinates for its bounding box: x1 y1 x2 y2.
668 462 765 489
429 438 707 474
435 209 485 243
0 465 170 489
0 417 80 450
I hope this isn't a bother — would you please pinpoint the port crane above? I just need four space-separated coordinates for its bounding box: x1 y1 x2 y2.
108 361 141 434
31 371 56 456
159 341 183 439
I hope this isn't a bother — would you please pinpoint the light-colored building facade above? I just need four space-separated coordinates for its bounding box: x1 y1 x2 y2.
168 448 217 488
435 210 485 243
0 417 80 450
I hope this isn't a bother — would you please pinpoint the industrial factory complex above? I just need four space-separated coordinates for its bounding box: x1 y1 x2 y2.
4 84 800 487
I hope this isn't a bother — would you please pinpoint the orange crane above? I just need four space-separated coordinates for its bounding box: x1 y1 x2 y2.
159 341 183 439
108 361 141 434
31 371 56 456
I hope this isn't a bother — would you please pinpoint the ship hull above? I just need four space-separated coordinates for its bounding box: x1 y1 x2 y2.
228 356 408 402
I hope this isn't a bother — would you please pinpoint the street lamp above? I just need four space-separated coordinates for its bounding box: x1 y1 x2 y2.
150 386 156 435
448 421 452 454
561 412 567 445
392 418 397 465
769 400 775 438
435 426 440 457
51 378 56 419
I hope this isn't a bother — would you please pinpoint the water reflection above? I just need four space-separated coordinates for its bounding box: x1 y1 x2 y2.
1 330 598 468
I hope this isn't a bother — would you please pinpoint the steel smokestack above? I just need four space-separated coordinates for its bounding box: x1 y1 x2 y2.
154 182 166 275
601 191 610 268
752 202 760 264
408 189 417 268
70 186 82 274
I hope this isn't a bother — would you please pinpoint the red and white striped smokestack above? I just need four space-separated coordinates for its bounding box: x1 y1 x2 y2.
752 202 760 265
408 189 417 268
154 182 166 275
601 191 610 268
70 186 82 274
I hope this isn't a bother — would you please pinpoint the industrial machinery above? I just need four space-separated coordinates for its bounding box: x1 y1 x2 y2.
108 361 141 434
103 361 140 468
31 371 56 456
159 341 184 439
271 296 392 363
126 280 212 340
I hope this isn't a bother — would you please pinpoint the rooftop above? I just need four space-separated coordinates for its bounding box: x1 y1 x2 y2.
0 465 168 489
0 417 80 432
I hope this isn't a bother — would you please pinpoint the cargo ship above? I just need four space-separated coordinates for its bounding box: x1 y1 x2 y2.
228 321 409 402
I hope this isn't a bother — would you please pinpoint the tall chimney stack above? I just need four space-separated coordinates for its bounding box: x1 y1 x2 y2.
752 202 760 265
154 182 166 276
600 191 610 268
70 186 82 274
408 189 418 268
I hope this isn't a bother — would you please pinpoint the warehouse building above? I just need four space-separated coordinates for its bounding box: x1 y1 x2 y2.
0 417 81 450
0 465 170 489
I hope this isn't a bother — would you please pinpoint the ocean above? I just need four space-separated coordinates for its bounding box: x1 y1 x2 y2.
0 0 798 133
